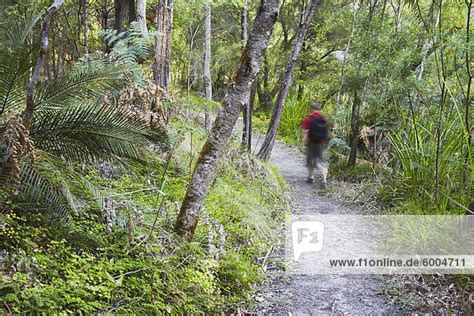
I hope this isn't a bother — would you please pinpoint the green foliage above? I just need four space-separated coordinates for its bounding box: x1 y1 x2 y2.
0 13 166 220
99 22 155 67
386 106 470 213
1 132 289 313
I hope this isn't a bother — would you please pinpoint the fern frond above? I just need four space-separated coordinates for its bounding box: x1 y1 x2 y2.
0 45 35 114
34 60 135 111
0 7 41 50
30 101 165 162
17 153 85 220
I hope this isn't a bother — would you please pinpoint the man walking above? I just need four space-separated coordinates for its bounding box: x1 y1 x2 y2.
301 102 330 187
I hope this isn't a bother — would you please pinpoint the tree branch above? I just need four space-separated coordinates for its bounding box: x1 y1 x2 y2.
23 0 65 130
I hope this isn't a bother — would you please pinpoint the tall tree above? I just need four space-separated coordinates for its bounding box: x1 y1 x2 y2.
174 0 281 241
241 0 252 150
154 0 174 91
136 0 148 37
257 0 320 161
204 3 212 129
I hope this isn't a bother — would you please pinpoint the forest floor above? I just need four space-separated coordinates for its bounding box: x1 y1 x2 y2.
249 136 397 314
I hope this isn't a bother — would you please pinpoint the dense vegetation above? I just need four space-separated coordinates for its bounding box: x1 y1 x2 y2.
0 0 472 313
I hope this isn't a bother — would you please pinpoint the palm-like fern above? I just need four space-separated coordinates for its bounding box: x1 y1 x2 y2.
99 21 155 65
0 14 166 220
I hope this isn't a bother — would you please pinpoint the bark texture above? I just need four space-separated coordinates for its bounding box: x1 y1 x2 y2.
23 0 64 130
114 0 129 32
174 0 280 241
154 0 173 91
204 4 212 129
257 0 320 161
241 0 252 150
82 0 90 53
348 91 360 166
137 0 148 37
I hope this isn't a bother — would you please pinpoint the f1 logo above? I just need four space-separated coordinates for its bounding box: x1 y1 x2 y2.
292 221 324 261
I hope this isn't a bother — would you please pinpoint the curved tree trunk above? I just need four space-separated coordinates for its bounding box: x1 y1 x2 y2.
174 0 280 241
204 4 212 130
257 0 320 161
24 0 65 130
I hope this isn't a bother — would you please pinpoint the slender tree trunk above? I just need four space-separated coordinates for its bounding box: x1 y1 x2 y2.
23 0 64 130
241 0 252 149
137 0 148 37
204 4 212 130
82 0 90 53
433 0 447 201
348 91 360 166
464 0 472 196
174 0 280 241
154 0 173 92
336 0 357 107
257 0 320 161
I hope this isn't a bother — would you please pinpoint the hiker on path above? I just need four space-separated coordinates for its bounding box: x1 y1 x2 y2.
301 102 331 187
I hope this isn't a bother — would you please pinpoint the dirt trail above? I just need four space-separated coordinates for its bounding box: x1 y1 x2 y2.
251 137 395 314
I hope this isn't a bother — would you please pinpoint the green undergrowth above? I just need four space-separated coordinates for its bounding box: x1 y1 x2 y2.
0 119 289 313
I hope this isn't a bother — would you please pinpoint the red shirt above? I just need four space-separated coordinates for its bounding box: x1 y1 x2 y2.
301 112 328 144
301 111 325 130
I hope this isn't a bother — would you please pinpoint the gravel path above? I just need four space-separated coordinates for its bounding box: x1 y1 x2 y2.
251 137 396 315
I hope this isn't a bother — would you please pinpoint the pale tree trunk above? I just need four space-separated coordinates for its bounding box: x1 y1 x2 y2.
23 0 64 130
79 0 89 54
241 0 252 150
82 0 89 53
154 0 173 92
257 0 320 161
204 4 212 130
137 0 148 37
174 0 281 241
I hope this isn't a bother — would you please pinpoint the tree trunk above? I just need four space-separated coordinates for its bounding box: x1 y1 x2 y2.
137 0 148 37
129 0 136 23
174 0 280 241
348 91 360 166
24 0 64 130
154 0 173 92
257 0 320 161
82 0 89 53
464 0 472 196
114 0 129 32
241 0 252 150
204 4 212 130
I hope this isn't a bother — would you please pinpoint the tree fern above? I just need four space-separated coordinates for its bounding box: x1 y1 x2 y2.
30 100 165 162
16 152 85 220
99 22 155 65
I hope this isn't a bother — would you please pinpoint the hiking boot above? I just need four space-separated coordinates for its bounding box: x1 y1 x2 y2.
306 177 315 184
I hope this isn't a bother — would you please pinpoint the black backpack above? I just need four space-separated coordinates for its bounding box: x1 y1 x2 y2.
308 116 328 142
